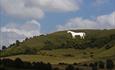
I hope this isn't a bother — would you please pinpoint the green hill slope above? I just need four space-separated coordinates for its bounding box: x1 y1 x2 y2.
0 29 115 62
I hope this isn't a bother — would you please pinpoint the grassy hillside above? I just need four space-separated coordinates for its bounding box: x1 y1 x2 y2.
0 29 115 64
2 46 115 64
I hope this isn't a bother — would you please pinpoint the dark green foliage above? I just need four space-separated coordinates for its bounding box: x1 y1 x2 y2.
89 63 94 67
53 67 60 70
43 40 54 50
98 61 105 69
63 54 74 57
90 52 94 58
15 40 20 46
65 65 75 70
2 46 7 50
91 63 98 70
0 58 115 70
0 58 53 70
105 44 113 49
75 67 79 70
24 47 37 54
106 59 114 70
14 58 24 68
9 43 15 48
25 37 29 41
110 34 115 40
32 62 53 70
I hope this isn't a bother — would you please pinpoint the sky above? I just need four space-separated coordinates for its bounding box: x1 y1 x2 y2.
0 0 115 48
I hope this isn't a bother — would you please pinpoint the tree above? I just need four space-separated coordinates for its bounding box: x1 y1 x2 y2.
75 67 79 70
98 61 105 69
53 67 59 70
90 52 94 58
25 37 29 41
2 45 7 50
89 63 98 70
24 47 37 54
1 58 14 67
105 44 112 49
91 63 98 70
110 34 115 40
65 65 75 70
46 63 52 70
106 59 114 70
16 40 20 46
9 43 15 48
14 58 24 68
44 40 54 50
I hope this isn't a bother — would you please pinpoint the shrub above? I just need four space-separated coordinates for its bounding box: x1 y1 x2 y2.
106 59 114 70
65 65 75 70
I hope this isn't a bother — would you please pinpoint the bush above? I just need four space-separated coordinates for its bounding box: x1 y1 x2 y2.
1 58 53 70
106 59 114 69
53 67 60 70
65 65 75 70
24 47 37 54
98 61 105 69
63 54 74 57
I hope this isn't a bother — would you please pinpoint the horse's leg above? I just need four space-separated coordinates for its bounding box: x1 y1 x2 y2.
80 35 82 39
70 33 74 38
81 35 83 39
83 34 85 39
83 33 85 38
73 34 75 38
71 34 73 38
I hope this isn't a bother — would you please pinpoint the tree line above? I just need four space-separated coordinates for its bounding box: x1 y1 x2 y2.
0 58 114 70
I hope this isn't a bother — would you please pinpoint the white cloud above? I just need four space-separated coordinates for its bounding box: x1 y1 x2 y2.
97 12 115 26
0 0 81 19
57 12 115 31
38 0 82 12
0 20 41 48
1 20 41 37
0 0 44 19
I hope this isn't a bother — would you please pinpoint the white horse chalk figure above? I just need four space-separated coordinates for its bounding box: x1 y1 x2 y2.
67 30 86 39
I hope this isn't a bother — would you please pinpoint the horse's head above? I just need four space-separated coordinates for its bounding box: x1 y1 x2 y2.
67 30 72 33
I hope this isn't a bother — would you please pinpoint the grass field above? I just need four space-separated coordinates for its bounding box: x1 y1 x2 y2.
3 46 115 64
